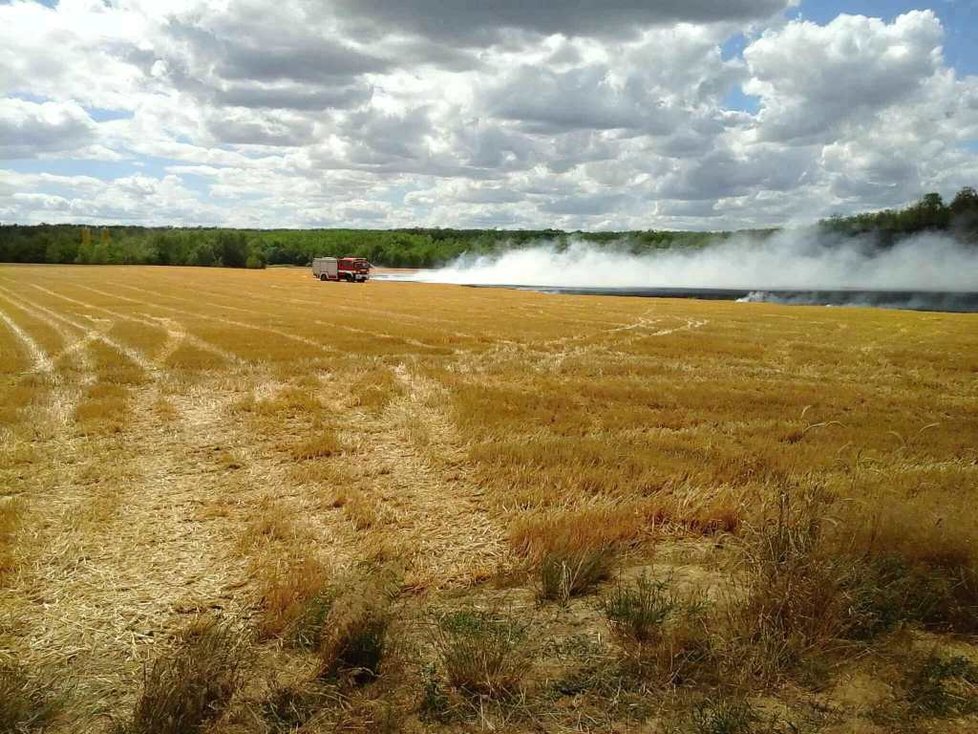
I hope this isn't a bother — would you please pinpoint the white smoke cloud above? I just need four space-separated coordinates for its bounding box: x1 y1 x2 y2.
400 230 978 292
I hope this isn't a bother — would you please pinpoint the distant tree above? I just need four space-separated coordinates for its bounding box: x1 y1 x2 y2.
950 186 978 241
950 186 978 215
898 192 950 233
191 240 218 267
216 231 248 268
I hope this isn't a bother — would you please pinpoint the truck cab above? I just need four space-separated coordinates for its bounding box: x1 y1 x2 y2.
337 257 371 282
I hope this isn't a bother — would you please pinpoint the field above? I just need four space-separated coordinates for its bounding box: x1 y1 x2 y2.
1 263 977 733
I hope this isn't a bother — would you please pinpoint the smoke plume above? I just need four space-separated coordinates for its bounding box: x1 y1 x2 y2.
407 230 978 292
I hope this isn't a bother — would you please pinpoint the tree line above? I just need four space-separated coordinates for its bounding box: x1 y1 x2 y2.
1 187 975 269
819 187 978 244
0 225 729 269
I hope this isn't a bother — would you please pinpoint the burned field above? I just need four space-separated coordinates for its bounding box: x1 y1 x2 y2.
1 263 977 733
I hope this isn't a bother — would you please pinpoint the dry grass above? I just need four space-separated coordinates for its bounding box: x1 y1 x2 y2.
112 618 247 734
351 366 404 413
537 545 616 602
317 570 395 684
1 264 977 732
0 659 62 732
163 343 228 372
510 506 645 559
0 497 23 582
252 552 331 641
287 424 344 460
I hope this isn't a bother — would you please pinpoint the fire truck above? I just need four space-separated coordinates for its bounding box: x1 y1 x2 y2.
312 256 371 282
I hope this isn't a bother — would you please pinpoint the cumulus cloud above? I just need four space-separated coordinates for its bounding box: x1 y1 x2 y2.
485 65 678 133
0 99 97 158
0 170 222 225
332 0 793 42
744 10 944 143
0 0 976 229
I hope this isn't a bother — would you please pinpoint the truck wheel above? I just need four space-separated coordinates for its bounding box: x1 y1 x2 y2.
319 274 327 281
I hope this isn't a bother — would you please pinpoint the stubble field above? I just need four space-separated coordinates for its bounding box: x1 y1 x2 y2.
1 264 976 733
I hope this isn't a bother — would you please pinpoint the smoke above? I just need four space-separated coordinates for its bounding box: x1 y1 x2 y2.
404 229 978 292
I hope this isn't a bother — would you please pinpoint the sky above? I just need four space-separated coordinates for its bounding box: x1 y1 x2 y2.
1 0 977 231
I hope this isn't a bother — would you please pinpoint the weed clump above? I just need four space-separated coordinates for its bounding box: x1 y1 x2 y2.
0 660 61 733
603 574 677 643
902 652 978 718
734 484 978 683
846 498 978 634
258 681 340 732
685 698 758 734
675 697 806 734
113 617 247 734
430 608 532 698
734 488 845 679
418 663 453 723
317 571 394 685
603 574 713 687
253 552 331 642
840 555 976 639
289 590 335 649
538 545 615 602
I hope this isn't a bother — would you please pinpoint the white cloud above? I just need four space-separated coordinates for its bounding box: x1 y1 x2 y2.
0 1 976 229
744 10 943 143
0 170 222 225
0 99 97 158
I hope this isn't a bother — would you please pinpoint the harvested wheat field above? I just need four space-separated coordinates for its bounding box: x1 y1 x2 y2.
1 263 977 733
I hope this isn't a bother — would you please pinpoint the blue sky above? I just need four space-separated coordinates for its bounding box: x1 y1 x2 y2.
2 0 977 229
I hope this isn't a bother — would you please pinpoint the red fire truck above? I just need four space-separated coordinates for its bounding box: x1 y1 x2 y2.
312 256 371 282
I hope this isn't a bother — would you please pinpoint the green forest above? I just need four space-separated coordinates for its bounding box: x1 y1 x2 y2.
821 186 978 244
1 188 976 269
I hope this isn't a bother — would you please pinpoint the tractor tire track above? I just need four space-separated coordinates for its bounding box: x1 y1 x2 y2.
27 284 242 367
121 277 444 352
175 279 475 347
120 279 451 353
0 288 158 378
13 384 256 730
78 284 337 357
0 306 55 376
0 281 262 730
0 297 83 427
0 288 97 377
347 363 508 588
